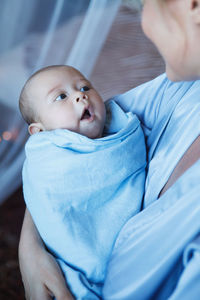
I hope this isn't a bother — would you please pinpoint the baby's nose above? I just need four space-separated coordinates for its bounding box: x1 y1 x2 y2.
76 94 88 103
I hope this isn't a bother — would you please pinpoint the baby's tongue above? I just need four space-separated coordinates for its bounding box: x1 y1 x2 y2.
82 109 90 119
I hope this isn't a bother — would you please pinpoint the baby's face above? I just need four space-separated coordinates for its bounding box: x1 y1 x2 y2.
28 66 106 139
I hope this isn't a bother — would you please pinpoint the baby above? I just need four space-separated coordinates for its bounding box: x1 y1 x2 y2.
19 65 146 299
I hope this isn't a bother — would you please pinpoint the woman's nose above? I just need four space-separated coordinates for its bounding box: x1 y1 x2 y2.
76 93 88 103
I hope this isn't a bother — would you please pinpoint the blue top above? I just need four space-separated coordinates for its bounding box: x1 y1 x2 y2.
103 74 200 299
22 100 146 299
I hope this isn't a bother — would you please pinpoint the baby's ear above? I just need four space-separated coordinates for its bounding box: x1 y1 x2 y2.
28 123 44 135
190 0 200 24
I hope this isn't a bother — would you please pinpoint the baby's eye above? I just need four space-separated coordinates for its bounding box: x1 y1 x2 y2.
80 86 90 92
55 93 67 101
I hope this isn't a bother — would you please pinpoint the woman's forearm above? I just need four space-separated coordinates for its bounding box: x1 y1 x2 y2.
19 208 44 256
18 208 74 300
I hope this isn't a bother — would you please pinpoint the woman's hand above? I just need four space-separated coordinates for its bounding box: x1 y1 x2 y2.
19 209 74 300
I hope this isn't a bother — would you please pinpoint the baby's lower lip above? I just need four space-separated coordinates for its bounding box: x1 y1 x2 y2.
81 114 95 122
81 105 95 122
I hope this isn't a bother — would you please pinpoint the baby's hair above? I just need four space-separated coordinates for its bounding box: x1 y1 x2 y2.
19 65 67 125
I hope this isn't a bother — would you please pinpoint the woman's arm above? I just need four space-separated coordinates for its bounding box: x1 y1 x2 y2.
18 208 74 300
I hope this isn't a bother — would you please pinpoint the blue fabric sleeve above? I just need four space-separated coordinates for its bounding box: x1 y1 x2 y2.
102 159 200 300
168 235 200 300
111 74 197 142
110 73 170 135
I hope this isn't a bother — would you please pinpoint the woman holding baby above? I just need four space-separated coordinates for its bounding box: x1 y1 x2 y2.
19 1 200 299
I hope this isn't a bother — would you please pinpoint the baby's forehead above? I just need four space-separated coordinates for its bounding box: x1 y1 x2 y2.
32 66 86 85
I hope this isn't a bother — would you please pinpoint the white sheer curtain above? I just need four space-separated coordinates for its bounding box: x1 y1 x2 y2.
0 0 121 204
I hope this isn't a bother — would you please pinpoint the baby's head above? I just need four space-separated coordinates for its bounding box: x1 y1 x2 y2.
19 65 106 139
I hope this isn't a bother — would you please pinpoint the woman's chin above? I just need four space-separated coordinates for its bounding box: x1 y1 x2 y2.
166 65 200 82
165 66 183 82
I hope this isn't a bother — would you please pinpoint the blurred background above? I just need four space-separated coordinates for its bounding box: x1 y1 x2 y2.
0 0 164 299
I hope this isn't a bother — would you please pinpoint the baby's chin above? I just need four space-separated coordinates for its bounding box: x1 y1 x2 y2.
84 130 103 139
82 126 103 139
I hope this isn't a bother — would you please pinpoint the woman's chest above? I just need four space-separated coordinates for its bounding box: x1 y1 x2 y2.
144 100 200 206
159 135 200 197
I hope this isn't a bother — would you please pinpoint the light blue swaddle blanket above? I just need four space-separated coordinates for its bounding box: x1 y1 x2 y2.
22 100 146 299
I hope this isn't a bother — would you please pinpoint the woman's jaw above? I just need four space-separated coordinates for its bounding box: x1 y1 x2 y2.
142 0 200 81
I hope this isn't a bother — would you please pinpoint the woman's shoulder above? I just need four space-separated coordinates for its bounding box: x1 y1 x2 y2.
110 73 168 104
112 73 200 104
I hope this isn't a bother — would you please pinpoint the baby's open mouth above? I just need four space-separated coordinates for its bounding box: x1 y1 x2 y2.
81 108 91 120
81 106 94 121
